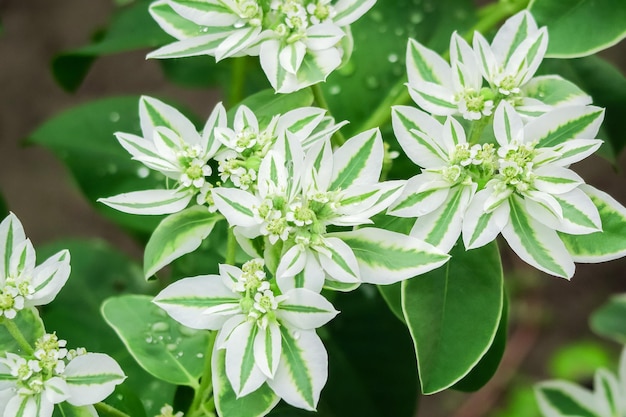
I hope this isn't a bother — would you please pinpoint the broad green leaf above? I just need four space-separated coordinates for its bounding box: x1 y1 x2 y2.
322 0 476 134
323 285 418 417
539 56 626 160
102 294 208 387
403 241 503 394
560 185 626 262
38 239 166 416
52 2 172 91
534 381 600 417
27 96 170 234
529 0 626 58
53 403 96 417
590 294 626 344
453 294 508 392
227 88 314 129
0 308 45 355
144 207 222 278
377 282 404 323
213 348 279 417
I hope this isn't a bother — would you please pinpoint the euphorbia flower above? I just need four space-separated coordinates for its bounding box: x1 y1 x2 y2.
153 259 338 411
0 213 70 319
148 0 376 93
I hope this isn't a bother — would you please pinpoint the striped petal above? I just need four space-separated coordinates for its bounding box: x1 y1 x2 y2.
0 213 26 281
406 38 452 88
276 288 338 330
391 105 447 168
98 189 193 215
317 237 360 284
333 0 376 26
30 249 70 306
253 321 281 379
211 188 259 228
525 106 605 148
330 128 382 190
387 173 450 217
462 189 510 250
225 321 267 397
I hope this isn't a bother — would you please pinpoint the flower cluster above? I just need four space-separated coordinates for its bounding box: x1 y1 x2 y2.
390 11 609 278
0 333 125 416
405 11 591 120
0 213 126 417
148 0 376 92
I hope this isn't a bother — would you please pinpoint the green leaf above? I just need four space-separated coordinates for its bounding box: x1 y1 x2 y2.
534 381 600 417
539 56 626 160
560 185 626 262
452 294 508 392
228 88 314 129
102 294 208 387
26 96 197 235
53 403 97 417
144 207 222 279
0 308 45 355
529 0 626 58
522 75 590 107
590 294 626 344
549 341 612 381
403 241 503 394
323 285 418 417
52 2 172 91
213 348 279 417
323 0 476 134
0 191 7 217
38 239 166 416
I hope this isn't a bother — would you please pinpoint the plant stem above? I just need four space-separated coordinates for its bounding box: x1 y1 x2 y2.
1 317 34 355
311 83 346 146
356 0 530 133
94 402 132 417
228 56 248 108
188 331 218 417
225 227 238 265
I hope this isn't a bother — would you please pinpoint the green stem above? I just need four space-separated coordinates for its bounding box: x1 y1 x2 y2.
228 56 248 108
1 317 34 355
311 83 346 146
188 331 218 417
468 112 494 145
94 402 132 417
225 227 238 265
356 0 530 133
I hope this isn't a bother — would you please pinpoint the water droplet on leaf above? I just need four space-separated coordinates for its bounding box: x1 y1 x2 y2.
137 167 150 178
109 112 120 123
366 76 379 89
388 53 399 63
152 322 169 332
329 85 341 95
410 12 423 24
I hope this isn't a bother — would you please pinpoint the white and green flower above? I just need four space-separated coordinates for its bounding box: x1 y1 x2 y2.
212 129 448 291
0 333 126 417
99 96 227 215
0 213 70 319
405 32 494 120
389 105 497 252
148 0 376 93
153 259 338 411
462 101 604 278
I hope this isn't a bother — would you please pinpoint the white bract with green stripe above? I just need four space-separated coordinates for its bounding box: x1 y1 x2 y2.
462 102 604 278
406 11 590 120
148 0 376 93
0 333 125 417
99 96 227 215
0 213 70 319
212 128 449 291
535 347 626 417
153 259 338 411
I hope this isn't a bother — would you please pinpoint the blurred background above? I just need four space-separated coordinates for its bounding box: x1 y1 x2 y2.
1 1 626 416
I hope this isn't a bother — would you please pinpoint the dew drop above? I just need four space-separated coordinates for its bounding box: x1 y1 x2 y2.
394 27 405 37
176 351 184 358
107 164 118 174
152 322 170 332
338 61 355 76
378 25 387 34
329 85 341 95
410 12 423 24
153 308 167 318
365 76 380 89
116 394 124 401
387 53 399 63
137 167 150 178
200 26 209 33
109 112 120 123
145 335 153 344
292 331 300 340
179 326 199 337
196 353 204 358
166 343 177 351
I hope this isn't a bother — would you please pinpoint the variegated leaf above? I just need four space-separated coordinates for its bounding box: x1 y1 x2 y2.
525 106 605 148
211 188 258 228
390 105 446 168
523 75 592 107
560 185 626 262
212 348 279 417
64 353 126 406
330 128 382 190
267 328 327 411
502 195 574 278
0 212 26 279
144 206 222 278
406 39 450 86
535 381 600 417
225 321 266 396
98 189 193 215
329 228 449 284
149 0 206 39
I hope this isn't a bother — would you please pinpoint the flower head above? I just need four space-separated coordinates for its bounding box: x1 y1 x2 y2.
0 213 70 319
148 0 376 93
0 334 125 417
